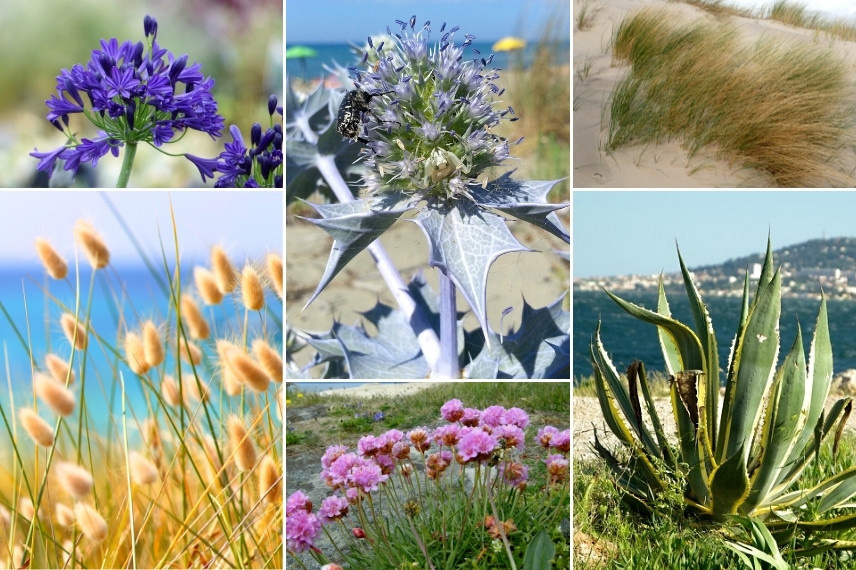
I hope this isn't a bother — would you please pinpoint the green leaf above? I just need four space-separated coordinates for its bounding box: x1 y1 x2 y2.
523 529 555 570
710 450 749 517
656 277 682 376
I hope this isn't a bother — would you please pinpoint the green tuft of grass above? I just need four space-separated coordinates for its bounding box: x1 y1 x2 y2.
607 8 856 187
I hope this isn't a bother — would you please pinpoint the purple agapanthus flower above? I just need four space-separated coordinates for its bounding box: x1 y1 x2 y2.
30 15 224 184
186 94 283 188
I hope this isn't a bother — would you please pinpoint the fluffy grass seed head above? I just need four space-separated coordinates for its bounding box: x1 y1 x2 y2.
18 497 35 521
19 408 54 447
180 294 210 339
35 238 68 279
161 375 182 407
178 337 203 365
265 253 283 298
142 320 164 367
33 372 76 416
252 339 282 384
56 461 94 499
258 454 281 504
211 245 237 294
74 502 107 542
227 349 270 392
216 339 242 395
227 415 257 472
128 451 159 485
124 332 150 374
55 503 75 528
0 504 10 534
60 313 87 350
182 373 210 403
73 220 110 269
45 353 75 385
194 266 224 305
241 264 265 311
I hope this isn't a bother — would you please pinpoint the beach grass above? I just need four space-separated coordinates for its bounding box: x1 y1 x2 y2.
575 431 856 568
606 7 856 187
0 206 283 568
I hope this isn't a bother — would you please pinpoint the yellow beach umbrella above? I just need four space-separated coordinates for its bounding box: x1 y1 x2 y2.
492 37 526 52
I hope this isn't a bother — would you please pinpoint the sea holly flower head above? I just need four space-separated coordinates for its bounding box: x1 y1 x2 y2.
346 16 519 202
186 95 284 187
30 15 224 185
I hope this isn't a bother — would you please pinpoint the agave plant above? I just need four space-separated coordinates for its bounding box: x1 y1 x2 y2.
590 238 856 552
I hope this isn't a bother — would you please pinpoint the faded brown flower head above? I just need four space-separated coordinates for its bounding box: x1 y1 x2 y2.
44 353 75 385
211 246 237 294
258 454 281 504
56 461 93 499
19 408 54 447
228 350 270 392
33 372 76 416
227 415 257 472
60 313 87 350
74 502 107 542
194 266 224 305
181 294 210 339
35 238 68 279
73 220 110 269
124 332 150 375
252 339 282 384
128 451 159 486
142 320 164 368
265 253 283 299
241 264 265 311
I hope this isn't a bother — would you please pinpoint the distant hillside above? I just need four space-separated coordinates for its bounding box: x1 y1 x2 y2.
695 237 856 275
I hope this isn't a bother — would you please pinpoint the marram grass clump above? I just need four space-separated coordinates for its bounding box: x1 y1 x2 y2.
607 8 856 186
0 217 283 569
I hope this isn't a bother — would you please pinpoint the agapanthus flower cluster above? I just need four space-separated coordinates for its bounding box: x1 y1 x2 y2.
345 15 521 201
31 15 224 183
186 95 283 187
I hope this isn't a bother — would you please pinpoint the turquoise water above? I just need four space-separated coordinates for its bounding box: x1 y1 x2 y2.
0 264 282 440
574 289 856 381
286 41 569 81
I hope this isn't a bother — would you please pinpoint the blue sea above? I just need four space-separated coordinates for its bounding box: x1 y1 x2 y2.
285 41 569 82
574 289 856 382
0 264 282 441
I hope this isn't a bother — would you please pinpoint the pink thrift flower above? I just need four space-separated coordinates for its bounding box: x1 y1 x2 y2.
457 427 497 463
391 440 411 460
440 398 465 422
494 424 525 450
480 405 506 428
501 407 529 429
546 453 569 484
550 429 570 453
349 458 388 493
321 445 349 469
379 429 404 454
328 453 360 488
358 434 381 457
500 461 529 488
537 426 559 448
461 407 481 427
346 487 361 504
286 490 312 516
318 495 349 523
375 453 395 475
286 510 321 553
433 423 461 447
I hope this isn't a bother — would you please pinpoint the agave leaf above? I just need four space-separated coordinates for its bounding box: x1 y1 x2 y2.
716 269 782 467
768 466 856 514
722 270 751 448
817 467 856 514
656 277 682 376
710 450 750 518
635 360 679 470
604 289 706 371
742 325 807 513
724 516 789 570
795 538 856 556
677 245 720 445
591 327 663 468
591 430 657 513
670 375 710 508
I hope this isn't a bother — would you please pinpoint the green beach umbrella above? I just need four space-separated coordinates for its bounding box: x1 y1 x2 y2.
286 45 318 77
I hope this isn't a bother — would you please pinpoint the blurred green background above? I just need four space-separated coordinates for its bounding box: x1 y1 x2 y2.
0 0 282 187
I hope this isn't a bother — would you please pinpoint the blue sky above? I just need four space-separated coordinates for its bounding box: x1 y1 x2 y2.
285 0 569 44
0 192 282 264
574 191 856 278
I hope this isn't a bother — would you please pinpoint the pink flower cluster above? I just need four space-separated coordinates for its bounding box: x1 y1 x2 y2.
286 491 321 553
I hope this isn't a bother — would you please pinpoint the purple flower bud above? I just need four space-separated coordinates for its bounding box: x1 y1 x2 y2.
267 94 277 116
143 15 158 40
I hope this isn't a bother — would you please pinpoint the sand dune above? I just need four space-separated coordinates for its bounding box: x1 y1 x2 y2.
573 0 856 187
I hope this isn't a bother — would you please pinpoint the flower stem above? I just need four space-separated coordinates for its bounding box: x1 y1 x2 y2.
116 142 137 187
437 272 460 378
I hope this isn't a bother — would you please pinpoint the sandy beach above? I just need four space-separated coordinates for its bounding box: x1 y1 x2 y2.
573 0 856 187
317 381 443 398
